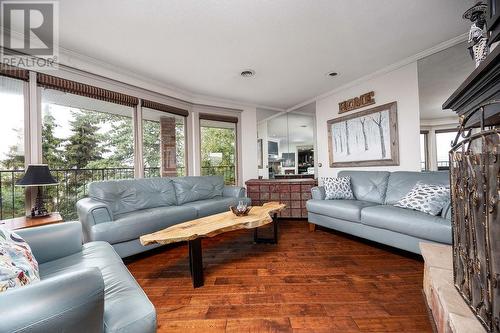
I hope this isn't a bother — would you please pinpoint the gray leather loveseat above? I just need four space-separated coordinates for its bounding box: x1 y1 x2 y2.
77 176 250 258
307 171 451 254
0 222 156 333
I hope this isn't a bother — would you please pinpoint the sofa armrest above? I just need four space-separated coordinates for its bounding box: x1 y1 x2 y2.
441 200 452 220
77 197 113 226
311 186 326 200
0 267 105 333
223 185 246 198
15 222 83 264
77 197 113 242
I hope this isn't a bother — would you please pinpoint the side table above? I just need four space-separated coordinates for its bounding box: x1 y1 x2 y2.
0 212 63 231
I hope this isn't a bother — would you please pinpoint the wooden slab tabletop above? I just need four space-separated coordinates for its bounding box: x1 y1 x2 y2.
140 202 285 246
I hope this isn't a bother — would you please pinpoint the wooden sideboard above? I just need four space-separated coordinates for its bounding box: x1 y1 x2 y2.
245 178 317 218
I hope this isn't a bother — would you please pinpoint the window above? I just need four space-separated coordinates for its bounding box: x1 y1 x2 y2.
142 107 186 177
420 131 428 171
0 76 25 219
200 118 237 185
41 89 135 219
435 130 459 170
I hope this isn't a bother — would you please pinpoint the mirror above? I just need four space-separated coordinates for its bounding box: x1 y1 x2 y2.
257 103 316 179
417 41 474 171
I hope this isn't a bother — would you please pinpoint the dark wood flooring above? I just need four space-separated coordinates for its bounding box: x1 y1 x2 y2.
125 220 432 332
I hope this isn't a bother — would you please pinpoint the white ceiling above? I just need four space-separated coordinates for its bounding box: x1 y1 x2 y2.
8 0 474 109
418 42 474 120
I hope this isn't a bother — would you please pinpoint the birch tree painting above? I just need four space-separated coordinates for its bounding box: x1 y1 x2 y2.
327 102 399 167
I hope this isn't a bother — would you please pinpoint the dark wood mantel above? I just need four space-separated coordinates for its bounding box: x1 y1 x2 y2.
443 45 500 126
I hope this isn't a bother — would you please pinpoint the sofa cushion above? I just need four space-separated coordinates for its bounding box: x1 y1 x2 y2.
89 206 197 244
172 176 224 205
306 199 378 222
385 171 449 205
182 196 251 218
395 182 450 216
40 242 156 333
89 177 177 215
338 171 390 204
360 205 452 243
323 176 354 200
0 228 40 292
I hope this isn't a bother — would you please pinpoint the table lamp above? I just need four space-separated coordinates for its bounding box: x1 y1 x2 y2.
16 164 58 218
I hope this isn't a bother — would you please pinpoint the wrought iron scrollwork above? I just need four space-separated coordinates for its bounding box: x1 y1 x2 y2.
450 100 499 332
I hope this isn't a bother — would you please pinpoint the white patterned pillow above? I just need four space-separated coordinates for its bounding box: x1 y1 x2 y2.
323 176 354 200
394 182 450 216
0 228 40 293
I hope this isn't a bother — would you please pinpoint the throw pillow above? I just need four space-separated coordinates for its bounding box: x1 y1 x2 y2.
0 228 40 293
394 182 450 216
323 176 354 200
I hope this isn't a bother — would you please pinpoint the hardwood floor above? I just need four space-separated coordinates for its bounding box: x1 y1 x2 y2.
126 220 432 333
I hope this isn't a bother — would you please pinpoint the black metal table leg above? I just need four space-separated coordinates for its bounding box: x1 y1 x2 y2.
188 238 204 288
254 213 279 244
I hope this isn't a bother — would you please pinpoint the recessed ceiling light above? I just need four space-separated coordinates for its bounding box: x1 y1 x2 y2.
326 71 338 77
240 69 256 78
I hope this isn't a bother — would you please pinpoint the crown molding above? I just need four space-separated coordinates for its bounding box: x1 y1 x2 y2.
286 33 469 112
420 116 459 127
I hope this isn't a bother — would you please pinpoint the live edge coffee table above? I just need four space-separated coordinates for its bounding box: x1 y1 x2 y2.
140 202 285 288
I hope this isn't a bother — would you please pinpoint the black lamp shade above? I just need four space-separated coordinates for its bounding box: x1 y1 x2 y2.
16 164 58 187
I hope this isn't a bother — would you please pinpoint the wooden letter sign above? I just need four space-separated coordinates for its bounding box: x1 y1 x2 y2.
338 91 375 114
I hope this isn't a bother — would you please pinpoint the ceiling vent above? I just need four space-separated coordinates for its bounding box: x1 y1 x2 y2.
240 69 255 78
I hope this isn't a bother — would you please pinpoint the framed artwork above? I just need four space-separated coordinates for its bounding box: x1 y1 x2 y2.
327 101 399 167
282 153 295 167
257 139 263 169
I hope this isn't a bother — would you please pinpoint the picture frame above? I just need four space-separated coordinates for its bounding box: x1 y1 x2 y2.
257 139 263 169
327 101 399 167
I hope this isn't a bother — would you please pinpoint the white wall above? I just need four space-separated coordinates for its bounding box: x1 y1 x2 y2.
315 62 421 179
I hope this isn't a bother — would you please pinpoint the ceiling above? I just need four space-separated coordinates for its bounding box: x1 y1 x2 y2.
7 0 474 109
418 42 474 121
257 102 315 122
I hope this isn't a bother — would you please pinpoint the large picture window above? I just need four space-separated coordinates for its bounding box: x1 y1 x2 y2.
0 76 25 219
0 70 193 221
200 117 237 185
41 89 135 219
142 107 186 177
435 130 459 170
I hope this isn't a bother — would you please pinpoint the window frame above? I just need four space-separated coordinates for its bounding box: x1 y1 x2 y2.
198 114 240 185
141 106 188 177
434 127 460 171
420 130 429 171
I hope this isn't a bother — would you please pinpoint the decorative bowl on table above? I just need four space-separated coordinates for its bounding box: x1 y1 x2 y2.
230 201 252 216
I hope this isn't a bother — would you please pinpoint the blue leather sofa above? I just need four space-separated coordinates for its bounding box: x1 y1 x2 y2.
77 176 250 258
307 171 452 254
0 222 156 333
